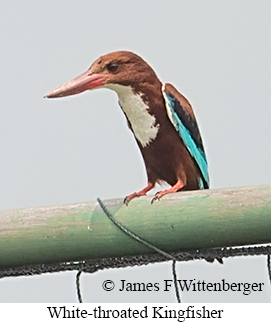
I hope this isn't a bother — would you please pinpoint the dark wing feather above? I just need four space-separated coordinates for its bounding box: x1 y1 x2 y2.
162 83 209 188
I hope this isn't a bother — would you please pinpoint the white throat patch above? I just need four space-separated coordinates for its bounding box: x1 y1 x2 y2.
105 84 159 147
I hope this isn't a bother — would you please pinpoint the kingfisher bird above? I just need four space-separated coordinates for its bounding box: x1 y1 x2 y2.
45 51 209 204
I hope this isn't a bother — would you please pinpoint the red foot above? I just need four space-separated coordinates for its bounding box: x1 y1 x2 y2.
124 182 154 205
151 179 184 204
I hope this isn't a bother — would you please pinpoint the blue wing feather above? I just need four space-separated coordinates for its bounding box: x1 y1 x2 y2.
162 84 209 188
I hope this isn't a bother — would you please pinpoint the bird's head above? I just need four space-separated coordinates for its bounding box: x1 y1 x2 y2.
45 51 159 98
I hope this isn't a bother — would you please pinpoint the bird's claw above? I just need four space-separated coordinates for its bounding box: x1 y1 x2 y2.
124 197 131 206
124 188 165 205
151 197 157 204
124 182 154 205
151 192 162 204
123 192 139 206
123 196 131 206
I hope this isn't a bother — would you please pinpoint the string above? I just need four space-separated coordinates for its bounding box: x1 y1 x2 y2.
76 271 83 303
97 197 181 302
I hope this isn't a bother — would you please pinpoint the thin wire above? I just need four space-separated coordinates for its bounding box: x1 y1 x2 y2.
97 198 177 261
97 197 181 302
267 255 271 284
172 260 181 303
76 271 83 303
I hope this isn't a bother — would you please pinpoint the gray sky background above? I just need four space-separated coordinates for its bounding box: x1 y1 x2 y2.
0 1 271 302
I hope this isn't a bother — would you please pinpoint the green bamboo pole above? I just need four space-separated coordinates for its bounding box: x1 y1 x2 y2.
0 185 271 269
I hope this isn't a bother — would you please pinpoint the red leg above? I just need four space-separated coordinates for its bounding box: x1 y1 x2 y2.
124 182 154 205
151 179 184 203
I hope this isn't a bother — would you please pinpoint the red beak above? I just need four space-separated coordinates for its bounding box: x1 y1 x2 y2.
45 70 108 98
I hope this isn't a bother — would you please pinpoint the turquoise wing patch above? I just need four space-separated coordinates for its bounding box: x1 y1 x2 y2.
163 88 209 188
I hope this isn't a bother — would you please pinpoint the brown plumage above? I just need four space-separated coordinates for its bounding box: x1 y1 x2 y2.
45 50 209 204
45 51 223 263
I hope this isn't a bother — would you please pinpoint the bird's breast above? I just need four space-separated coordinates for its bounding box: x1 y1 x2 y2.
105 84 160 147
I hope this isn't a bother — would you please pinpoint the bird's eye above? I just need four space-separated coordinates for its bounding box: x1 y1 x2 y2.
107 62 119 72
